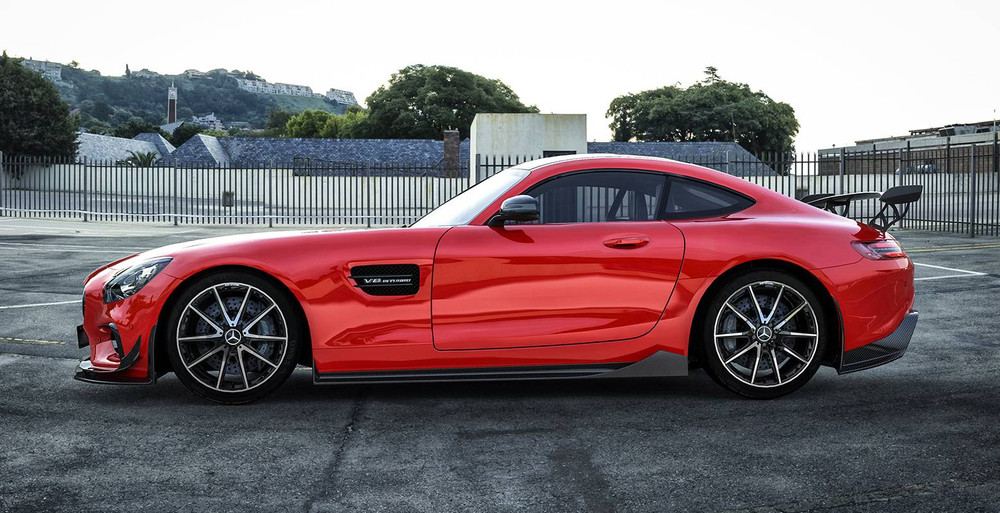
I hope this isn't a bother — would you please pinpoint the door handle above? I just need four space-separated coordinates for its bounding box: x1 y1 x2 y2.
603 237 650 249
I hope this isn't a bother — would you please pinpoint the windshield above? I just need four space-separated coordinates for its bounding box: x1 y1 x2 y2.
410 168 531 227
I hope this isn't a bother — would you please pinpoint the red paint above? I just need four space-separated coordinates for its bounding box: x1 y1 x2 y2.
80 156 915 382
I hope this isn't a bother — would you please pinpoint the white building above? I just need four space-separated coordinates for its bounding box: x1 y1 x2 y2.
325 88 358 105
235 78 316 98
469 113 588 177
21 59 62 82
191 113 224 131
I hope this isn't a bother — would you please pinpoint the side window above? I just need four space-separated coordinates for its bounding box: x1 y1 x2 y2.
662 177 753 219
521 171 665 224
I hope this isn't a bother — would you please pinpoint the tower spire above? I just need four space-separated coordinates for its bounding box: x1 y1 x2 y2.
167 81 178 124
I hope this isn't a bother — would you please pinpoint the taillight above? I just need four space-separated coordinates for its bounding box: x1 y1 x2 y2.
852 240 907 259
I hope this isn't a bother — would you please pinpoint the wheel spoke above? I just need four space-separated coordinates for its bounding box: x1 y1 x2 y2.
725 302 757 330
772 302 807 331
216 346 231 388
725 341 758 365
187 305 224 334
747 285 766 324
233 286 252 326
780 345 809 363
185 344 224 369
750 345 762 384
212 286 236 327
771 348 782 384
242 345 279 369
242 304 276 334
244 333 287 341
779 331 818 338
763 284 785 323
237 348 250 390
177 333 223 342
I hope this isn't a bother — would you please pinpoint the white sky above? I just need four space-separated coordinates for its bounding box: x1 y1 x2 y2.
2 0 997 152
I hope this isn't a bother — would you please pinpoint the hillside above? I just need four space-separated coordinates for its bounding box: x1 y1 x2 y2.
54 66 350 131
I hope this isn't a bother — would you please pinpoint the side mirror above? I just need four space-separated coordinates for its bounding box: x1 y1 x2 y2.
487 195 539 226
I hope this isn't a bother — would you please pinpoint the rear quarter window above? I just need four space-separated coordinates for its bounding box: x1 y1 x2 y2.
661 177 754 219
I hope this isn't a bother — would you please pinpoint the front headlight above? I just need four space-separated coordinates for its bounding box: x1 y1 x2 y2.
103 257 172 303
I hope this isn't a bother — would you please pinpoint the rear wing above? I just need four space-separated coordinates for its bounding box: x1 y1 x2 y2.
802 185 923 232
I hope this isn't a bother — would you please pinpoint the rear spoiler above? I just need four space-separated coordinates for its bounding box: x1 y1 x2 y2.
802 185 923 232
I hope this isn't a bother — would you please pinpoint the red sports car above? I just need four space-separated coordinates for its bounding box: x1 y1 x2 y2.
76 155 919 403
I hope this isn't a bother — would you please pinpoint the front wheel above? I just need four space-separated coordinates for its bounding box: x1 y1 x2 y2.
702 271 827 399
165 272 301 404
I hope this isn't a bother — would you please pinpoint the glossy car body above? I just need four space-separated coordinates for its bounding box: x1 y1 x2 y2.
76 155 917 400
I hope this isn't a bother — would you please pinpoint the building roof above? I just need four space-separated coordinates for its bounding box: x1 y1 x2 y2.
75 133 163 163
159 121 185 135
586 141 776 176
216 138 471 168
169 134 231 166
133 132 175 157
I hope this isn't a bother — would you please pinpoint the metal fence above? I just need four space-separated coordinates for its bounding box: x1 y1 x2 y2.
2 145 999 236
0 156 471 227
678 141 1000 237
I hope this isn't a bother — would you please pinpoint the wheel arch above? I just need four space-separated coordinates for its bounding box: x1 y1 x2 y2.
154 265 313 376
687 258 843 367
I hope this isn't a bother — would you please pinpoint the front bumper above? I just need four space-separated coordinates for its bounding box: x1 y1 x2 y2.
838 311 918 374
74 324 156 385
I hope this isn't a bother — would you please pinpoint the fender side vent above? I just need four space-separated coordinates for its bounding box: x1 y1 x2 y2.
350 264 420 296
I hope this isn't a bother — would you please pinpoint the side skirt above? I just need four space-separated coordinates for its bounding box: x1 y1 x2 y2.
313 350 688 385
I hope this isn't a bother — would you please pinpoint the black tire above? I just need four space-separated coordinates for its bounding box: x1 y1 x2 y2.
165 271 301 404
701 270 827 399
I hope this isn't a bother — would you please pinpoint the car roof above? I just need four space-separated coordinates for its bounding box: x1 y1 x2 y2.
517 153 684 171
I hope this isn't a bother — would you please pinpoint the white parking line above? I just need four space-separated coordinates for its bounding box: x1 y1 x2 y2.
0 242 146 254
0 337 68 346
913 262 987 281
0 300 82 310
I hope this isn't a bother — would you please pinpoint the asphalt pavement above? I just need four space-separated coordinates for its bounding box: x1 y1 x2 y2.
1 218 999 512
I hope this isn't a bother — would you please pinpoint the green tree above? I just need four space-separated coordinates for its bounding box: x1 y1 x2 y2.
0 52 78 157
606 67 799 156
169 122 203 146
266 108 293 131
112 117 164 139
338 107 372 138
285 110 334 138
365 64 538 139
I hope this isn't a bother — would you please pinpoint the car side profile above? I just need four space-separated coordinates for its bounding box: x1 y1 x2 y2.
76 154 918 403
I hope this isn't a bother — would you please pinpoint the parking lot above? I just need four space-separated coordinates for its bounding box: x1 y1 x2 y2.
1 217 999 512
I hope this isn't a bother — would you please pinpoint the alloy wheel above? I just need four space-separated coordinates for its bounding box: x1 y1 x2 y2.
713 280 820 388
175 282 289 393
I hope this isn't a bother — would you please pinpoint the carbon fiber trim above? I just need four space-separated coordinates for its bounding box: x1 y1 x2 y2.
838 312 918 374
350 264 419 296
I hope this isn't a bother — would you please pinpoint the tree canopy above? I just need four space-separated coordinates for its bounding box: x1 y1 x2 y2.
606 67 799 155
0 52 78 158
283 108 372 139
169 122 203 146
365 64 538 139
111 117 166 139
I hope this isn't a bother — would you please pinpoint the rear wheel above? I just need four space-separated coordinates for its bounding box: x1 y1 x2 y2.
165 271 301 404
702 271 827 399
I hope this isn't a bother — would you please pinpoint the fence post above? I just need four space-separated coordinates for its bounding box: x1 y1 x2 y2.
366 163 372 229
945 137 951 174
82 157 89 223
268 165 273 229
994 131 999 175
969 144 977 238
838 148 845 195
172 166 179 226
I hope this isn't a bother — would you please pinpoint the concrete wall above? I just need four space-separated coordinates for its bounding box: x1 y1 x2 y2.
469 113 587 174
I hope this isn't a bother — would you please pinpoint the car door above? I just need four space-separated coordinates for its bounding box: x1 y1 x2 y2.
431 170 685 351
